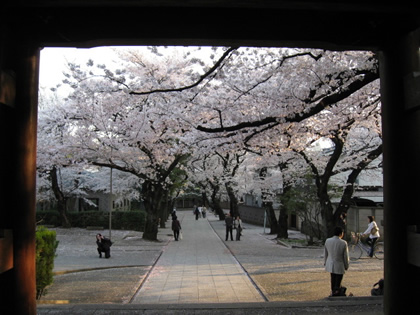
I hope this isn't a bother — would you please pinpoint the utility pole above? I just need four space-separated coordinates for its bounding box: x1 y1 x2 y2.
109 149 113 240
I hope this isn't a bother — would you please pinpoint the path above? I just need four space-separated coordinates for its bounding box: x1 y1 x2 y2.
130 211 265 304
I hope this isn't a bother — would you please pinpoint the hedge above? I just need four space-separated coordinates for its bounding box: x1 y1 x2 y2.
36 210 146 231
35 226 59 299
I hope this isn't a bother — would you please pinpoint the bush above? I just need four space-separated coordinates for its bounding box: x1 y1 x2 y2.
112 211 146 231
36 210 60 226
68 211 108 228
36 210 146 231
35 226 59 299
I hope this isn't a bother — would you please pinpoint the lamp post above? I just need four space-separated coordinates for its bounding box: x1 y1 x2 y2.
264 209 267 234
109 166 113 239
109 148 113 240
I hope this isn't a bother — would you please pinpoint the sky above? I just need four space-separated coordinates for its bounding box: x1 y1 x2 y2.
39 45 212 93
39 46 119 90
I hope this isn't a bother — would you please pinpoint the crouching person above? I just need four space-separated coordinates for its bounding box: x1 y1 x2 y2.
96 233 112 258
371 279 384 296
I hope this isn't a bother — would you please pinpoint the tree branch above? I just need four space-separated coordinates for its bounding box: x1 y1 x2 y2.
129 47 239 96
196 70 379 133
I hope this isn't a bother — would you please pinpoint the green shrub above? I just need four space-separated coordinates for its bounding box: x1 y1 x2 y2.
69 211 108 228
36 210 146 231
35 226 59 299
112 211 146 231
36 210 61 226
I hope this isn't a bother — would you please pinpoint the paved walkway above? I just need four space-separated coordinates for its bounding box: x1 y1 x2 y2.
37 209 383 314
131 211 265 304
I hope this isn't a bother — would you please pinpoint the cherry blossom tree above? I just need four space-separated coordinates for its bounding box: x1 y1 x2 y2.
179 47 382 238
186 154 227 219
46 48 201 240
37 46 383 240
37 93 142 226
37 93 76 227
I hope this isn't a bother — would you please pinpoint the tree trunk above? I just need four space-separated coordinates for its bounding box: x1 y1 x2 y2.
159 190 169 229
209 183 224 220
169 198 176 217
319 189 335 239
212 201 224 220
50 166 70 227
277 204 289 239
334 144 383 234
311 137 344 239
200 191 206 207
257 167 279 234
142 180 165 241
276 185 290 239
225 183 239 218
143 212 159 241
264 202 279 235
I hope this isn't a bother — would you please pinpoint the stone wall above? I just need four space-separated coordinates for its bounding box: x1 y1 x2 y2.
238 205 266 225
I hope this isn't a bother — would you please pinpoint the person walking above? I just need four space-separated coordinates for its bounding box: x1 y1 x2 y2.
194 206 199 220
362 215 380 257
324 226 349 296
235 216 243 241
171 208 177 220
225 213 234 241
172 216 182 241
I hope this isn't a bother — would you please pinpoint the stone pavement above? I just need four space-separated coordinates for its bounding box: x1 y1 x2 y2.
37 209 383 314
130 211 265 304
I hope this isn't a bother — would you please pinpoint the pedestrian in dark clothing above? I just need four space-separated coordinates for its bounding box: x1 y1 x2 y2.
225 213 234 241
194 207 199 220
172 216 182 241
96 233 112 258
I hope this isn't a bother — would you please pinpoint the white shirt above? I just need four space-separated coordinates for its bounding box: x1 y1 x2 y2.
363 221 380 239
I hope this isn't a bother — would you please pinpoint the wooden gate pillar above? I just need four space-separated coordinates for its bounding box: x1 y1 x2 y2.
0 41 40 315
380 27 420 314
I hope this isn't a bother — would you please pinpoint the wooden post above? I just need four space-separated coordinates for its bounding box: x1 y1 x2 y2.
11 45 40 315
379 27 420 314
